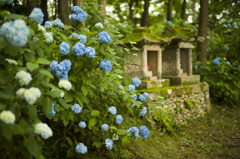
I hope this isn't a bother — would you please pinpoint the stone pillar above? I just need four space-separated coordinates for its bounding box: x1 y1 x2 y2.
176 48 181 76
157 49 162 78
142 47 148 77
188 49 193 75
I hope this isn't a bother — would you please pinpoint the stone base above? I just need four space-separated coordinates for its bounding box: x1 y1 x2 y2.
163 75 200 86
138 79 170 89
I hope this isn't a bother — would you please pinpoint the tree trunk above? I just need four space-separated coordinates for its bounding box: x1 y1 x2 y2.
129 0 134 21
58 0 71 25
54 0 57 19
140 0 149 27
73 0 84 6
26 0 41 15
197 0 209 65
192 0 196 23
98 0 106 20
40 0 48 25
181 0 186 21
167 0 173 21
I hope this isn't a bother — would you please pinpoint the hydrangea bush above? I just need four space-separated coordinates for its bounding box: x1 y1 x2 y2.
0 3 152 158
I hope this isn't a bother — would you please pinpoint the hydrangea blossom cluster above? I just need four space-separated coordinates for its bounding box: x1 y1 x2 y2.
70 6 88 22
101 123 109 131
29 8 44 24
115 115 123 124
44 32 53 43
226 61 231 65
128 84 135 91
34 123 53 139
50 103 56 116
132 77 142 87
71 103 82 114
58 80 72 91
105 138 113 149
79 121 86 129
86 47 95 58
112 133 119 141
140 126 150 139
139 94 147 102
38 25 46 32
99 59 112 72
16 87 41 105
44 21 53 29
127 126 139 139
79 34 87 44
75 143 87 154
0 0 13 4
49 59 72 80
130 94 137 100
95 23 104 29
5 58 17 65
167 20 173 25
139 107 147 117
44 19 64 29
73 42 86 57
117 85 122 90
213 57 220 66
15 70 32 86
60 42 70 55
143 92 150 98
0 110 15 124
98 31 111 43
0 19 29 47
108 106 117 115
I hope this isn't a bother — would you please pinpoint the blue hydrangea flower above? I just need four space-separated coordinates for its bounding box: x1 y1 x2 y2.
194 65 198 70
115 115 123 124
75 143 87 154
108 106 117 115
99 31 111 43
139 94 147 102
140 107 147 117
132 77 142 87
130 94 137 100
73 42 86 57
53 18 64 28
60 42 70 55
79 121 86 129
70 33 79 38
49 59 71 80
226 61 231 65
44 21 53 29
35 37 39 41
71 103 82 114
128 84 135 91
143 92 150 98
167 20 172 25
101 123 109 131
140 126 150 139
86 47 95 58
79 34 87 44
117 85 122 90
50 103 56 116
105 138 113 150
127 126 139 139
29 8 44 24
72 6 83 14
99 59 112 72
70 6 88 22
0 20 29 47
213 57 220 66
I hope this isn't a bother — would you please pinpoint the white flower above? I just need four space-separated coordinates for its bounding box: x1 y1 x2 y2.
15 70 32 86
60 90 65 98
38 24 46 32
16 88 26 98
0 110 15 124
34 123 53 139
167 89 172 95
95 23 104 29
44 32 53 43
5 58 17 65
58 80 72 91
23 87 41 105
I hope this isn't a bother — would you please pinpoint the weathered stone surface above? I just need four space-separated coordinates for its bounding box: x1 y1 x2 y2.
164 75 201 85
138 79 170 89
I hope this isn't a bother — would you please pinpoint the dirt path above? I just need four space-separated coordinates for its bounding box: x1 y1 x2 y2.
124 106 240 159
